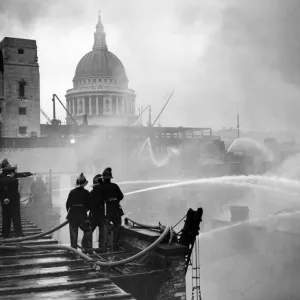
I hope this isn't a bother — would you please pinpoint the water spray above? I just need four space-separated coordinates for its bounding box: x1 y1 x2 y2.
123 176 300 197
51 175 300 198
198 209 300 239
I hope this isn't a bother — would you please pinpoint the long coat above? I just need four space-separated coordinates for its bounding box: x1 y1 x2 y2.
95 182 124 218
0 175 20 207
66 187 90 224
89 185 105 219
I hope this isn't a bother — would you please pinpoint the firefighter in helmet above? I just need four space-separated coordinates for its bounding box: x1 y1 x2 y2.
0 164 25 238
0 158 34 179
66 173 90 250
82 174 104 250
98 167 124 250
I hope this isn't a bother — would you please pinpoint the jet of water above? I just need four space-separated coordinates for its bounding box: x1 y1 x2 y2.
199 209 300 239
52 179 182 192
227 137 274 161
52 175 300 196
124 175 300 197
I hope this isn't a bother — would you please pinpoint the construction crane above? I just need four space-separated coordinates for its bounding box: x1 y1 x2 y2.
130 105 151 126
130 91 173 127
152 91 174 127
52 94 78 126
40 108 51 124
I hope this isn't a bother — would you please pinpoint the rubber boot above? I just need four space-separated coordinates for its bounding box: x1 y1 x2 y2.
99 221 109 252
113 226 121 250
82 229 93 253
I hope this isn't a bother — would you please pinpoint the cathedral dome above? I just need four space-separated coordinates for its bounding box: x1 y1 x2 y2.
66 13 136 127
74 49 127 80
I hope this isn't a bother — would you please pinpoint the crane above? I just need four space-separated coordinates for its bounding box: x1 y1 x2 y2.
40 108 51 124
130 105 151 126
152 91 174 127
52 94 78 126
130 91 174 127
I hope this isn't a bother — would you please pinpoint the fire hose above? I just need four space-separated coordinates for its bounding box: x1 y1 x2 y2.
125 217 174 244
0 220 172 268
2 220 69 243
125 217 163 230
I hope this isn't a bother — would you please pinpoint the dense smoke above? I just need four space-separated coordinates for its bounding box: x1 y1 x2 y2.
222 0 300 86
167 0 300 131
218 0 300 131
1 0 300 131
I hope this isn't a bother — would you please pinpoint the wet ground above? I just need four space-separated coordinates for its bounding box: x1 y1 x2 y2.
0 214 135 300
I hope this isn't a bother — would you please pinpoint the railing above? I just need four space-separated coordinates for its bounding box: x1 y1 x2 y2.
0 137 72 148
66 86 136 94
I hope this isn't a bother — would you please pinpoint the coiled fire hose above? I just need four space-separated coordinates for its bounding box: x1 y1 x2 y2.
0 219 172 268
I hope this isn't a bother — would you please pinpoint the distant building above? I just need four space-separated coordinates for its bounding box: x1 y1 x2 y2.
65 13 136 126
0 37 40 137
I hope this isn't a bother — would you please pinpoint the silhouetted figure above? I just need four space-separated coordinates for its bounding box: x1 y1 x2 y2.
0 164 25 238
83 174 104 249
98 167 124 250
66 173 90 249
0 158 34 179
29 174 49 230
30 174 47 205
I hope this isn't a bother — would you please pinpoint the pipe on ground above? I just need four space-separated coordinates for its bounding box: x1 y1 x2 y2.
0 226 171 267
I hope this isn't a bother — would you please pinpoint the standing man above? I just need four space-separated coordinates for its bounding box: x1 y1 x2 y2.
98 167 124 250
81 174 103 251
66 173 90 250
30 174 47 205
30 174 48 229
0 164 25 238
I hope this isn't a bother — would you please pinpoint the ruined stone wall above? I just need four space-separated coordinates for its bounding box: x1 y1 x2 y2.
0 37 40 137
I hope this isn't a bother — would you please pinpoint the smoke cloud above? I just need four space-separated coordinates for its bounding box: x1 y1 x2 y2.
1 0 300 131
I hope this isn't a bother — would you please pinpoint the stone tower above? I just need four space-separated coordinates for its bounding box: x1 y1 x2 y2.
0 37 40 138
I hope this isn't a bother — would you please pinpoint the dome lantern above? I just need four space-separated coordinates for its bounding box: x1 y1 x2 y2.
93 11 107 51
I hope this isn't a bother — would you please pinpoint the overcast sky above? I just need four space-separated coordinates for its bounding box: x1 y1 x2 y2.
1 0 300 132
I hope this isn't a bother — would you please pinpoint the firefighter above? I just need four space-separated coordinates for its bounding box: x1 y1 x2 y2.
82 174 104 250
65 173 90 249
98 167 124 250
30 174 47 205
0 158 34 179
0 164 25 238
29 174 49 229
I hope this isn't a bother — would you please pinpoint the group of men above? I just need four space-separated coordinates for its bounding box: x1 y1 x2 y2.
66 167 124 252
0 158 124 251
0 159 34 238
